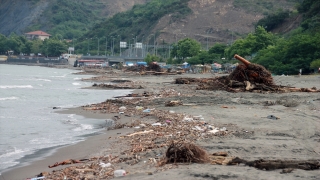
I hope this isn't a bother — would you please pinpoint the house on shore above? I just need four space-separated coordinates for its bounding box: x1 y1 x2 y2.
25 30 51 41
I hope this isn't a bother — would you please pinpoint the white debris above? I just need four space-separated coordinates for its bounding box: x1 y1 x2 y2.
152 123 162 126
119 106 126 111
208 128 220 134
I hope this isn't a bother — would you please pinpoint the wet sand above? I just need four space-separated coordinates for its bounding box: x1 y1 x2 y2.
1 72 320 180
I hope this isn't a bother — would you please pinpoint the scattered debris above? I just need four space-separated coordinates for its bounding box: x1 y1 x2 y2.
175 55 320 93
165 100 183 107
92 83 143 89
48 159 89 168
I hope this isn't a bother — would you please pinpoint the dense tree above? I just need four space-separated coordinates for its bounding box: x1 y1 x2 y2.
187 51 209 65
252 32 320 75
144 54 160 64
208 43 227 58
171 38 201 61
255 9 290 31
225 26 276 59
31 39 43 55
0 34 9 54
310 59 320 72
43 39 67 57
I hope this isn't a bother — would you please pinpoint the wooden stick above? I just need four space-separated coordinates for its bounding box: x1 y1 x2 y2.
234 54 251 67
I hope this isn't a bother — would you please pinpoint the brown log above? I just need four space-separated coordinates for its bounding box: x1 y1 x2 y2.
247 159 320 170
234 54 251 67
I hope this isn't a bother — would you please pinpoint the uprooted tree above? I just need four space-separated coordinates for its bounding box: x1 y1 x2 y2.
176 54 319 93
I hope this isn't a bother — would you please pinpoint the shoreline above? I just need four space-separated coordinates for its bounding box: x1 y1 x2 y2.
1 106 135 180
1 70 320 179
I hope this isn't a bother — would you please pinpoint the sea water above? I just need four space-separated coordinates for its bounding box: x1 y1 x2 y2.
0 64 131 172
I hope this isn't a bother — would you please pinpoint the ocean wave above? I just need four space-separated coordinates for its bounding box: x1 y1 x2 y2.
73 124 94 131
50 73 68 78
36 78 51 82
15 78 51 82
73 77 82 80
29 138 52 145
0 147 26 158
64 114 78 125
72 82 81 86
0 96 18 101
0 85 33 89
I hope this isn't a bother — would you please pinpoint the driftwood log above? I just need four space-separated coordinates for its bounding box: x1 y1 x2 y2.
210 152 320 171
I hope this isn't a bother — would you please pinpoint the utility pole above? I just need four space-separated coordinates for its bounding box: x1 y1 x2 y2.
119 35 121 57
87 38 89 55
104 37 108 56
112 37 115 56
206 32 208 51
231 31 234 45
154 36 156 56
110 37 113 56
97 37 100 56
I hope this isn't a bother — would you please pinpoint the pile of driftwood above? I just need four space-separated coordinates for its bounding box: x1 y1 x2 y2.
92 83 143 89
158 141 210 166
176 54 319 93
125 63 162 73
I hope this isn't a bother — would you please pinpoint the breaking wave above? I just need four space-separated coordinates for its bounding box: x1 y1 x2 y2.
0 85 33 89
0 97 18 101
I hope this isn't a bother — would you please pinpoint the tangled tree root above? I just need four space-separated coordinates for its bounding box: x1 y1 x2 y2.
158 141 210 166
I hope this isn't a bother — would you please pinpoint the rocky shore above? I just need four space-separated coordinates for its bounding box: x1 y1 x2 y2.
2 68 320 180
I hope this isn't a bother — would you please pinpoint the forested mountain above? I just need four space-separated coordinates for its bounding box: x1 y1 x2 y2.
1 0 319 75
1 0 298 44
0 0 148 38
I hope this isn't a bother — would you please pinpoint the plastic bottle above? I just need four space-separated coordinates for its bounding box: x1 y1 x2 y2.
114 169 126 177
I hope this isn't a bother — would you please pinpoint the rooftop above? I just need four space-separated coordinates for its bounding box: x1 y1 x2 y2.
25 30 51 36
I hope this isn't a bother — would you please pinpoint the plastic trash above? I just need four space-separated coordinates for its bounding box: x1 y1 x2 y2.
143 109 150 113
193 115 203 120
119 106 126 111
135 106 143 110
220 127 227 131
183 116 193 122
169 110 175 113
193 126 204 131
30 177 45 180
114 169 126 177
206 125 214 130
152 123 162 126
99 162 112 168
208 128 220 134
266 115 279 120
119 112 124 114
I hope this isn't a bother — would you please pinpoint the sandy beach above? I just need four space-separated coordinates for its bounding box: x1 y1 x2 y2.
1 69 320 180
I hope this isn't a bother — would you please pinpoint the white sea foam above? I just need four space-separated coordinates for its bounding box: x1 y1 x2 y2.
73 77 82 80
15 78 51 82
50 73 68 78
0 147 26 158
0 96 18 101
65 114 78 125
0 85 33 89
72 82 81 86
73 124 94 131
36 78 51 82
29 138 52 145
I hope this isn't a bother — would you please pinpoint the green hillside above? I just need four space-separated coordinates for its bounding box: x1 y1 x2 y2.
26 0 106 39
244 0 320 75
